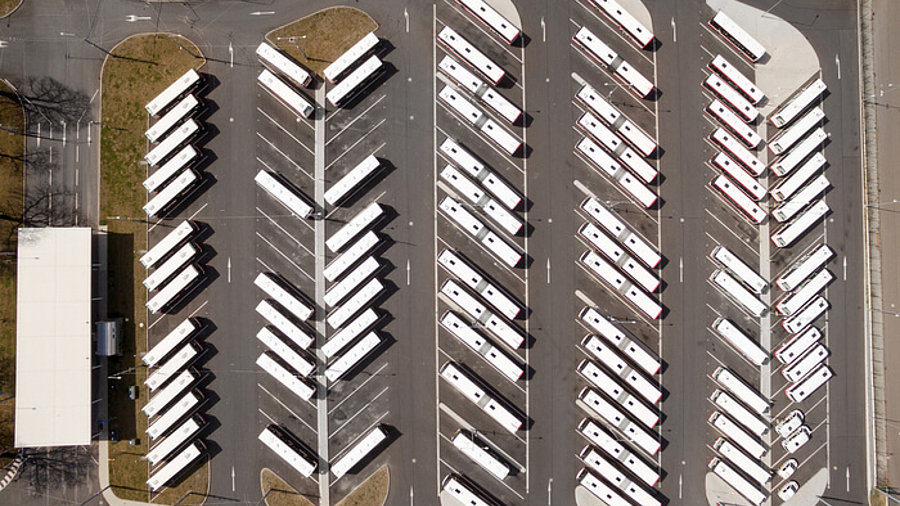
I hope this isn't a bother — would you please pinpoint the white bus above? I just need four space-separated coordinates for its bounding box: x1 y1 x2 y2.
325 155 381 206
704 73 758 122
708 412 766 460
437 26 506 85
257 352 316 401
576 85 657 157
581 337 661 404
576 468 632 506
255 170 314 219
145 416 201 466
145 342 199 391
771 152 826 202
145 119 200 167
615 61 655 99
714 438 771 485
439 196 522 267
573 27 654 98
438 249 521 319
325 332 381 382
144 243 198 291
712 174 766 225
257 327 315 378
440 362 522 433
710 390 768 437
146 68 201 116
144 145 198 193
144 169 198 218
439 56 521 124
258 425 317 477
439 86 521 155
258 69 314 118
710 128 765 176
775 326 821 365
456 0 521 44
143 318 199 367
711 318 768 366
777 243 833 291
712 367 769 414
451 430 510 480
146 391 201 440
590 0 654 48
579 223 659 292
770 128 827 177
324 32 379 83
147 265 201 314
580 197 660 267
709 54 764 104
441 475 491 506
440 311 523 381
710 246 766 294
324 231 380 282
710 269 767 317
576 137 657 208
440 138 521 208
326 202 383 253
580 307 660 375
770 78 827 128
580 446 661 506
770 107 825 155
146 94 200 143
440 165 523 236
327 278 383 329
440 279 524 349
322 309 378 359
782 343 828 382
578 387 660 455
256 299 314 349
580 251 663 320
771 200 829 248
143 369 196 418
577 112 657 184
709 11 766 63
147 441 204 492
578 360 658 428
324 257 379 308
708 456 766 506
256 42 312 88
254 273 313 321
783 296 828 334
326 55 383 108
772 175 830 223
141 221 198 268
711 152 765 201
785 364 832 403
578 418 660 486
706 99 761 148
775 268 833 316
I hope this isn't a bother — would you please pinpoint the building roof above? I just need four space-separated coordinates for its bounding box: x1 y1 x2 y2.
15 228 92 447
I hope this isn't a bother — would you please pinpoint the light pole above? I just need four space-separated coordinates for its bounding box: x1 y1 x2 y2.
276 35 309 60
867 199 900 209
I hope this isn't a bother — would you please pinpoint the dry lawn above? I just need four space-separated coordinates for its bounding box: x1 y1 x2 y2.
100 33 205 502
0 79 23 465
335 465 389 506
0 0 21 18
267 7 378 77
260 468 315 506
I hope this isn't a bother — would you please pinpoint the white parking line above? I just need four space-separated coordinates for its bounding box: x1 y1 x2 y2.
257 106 314 154
437 435 525 499
257 206 313 256
436 7 522 64
569 42 654 116
258 383 317 432
436 229 525 285
325 137 386 172
573 150 657 223
258 407 277 425
328 362 390 415
326 94 387 147
435 105 524 172
699 22 754 72
575 262 656 327
703 207 758 255
255 231 315 281
570 0 654 65
257 132 310 176
330 387 390 440
437 346 526 395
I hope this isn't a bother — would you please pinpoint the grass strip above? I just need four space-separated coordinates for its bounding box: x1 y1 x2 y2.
260 468 315 506
334 465 389 506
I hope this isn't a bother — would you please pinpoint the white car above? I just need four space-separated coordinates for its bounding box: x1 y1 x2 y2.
778 481 799 500
781 425 811 454
778 459 798 479
776 409 804 438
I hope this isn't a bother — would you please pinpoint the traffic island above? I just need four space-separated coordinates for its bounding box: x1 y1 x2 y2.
260 468 315 506
334 465 389 506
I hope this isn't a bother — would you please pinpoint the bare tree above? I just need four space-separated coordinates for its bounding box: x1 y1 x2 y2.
16 76 90 126
19 446 93 497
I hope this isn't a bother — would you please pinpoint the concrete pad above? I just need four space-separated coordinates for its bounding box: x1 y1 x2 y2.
781 467 828 506
619 0 655 33
575 484 608 506
706 470 754 505
483 0 522 31
706 0 820 115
